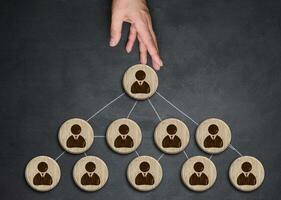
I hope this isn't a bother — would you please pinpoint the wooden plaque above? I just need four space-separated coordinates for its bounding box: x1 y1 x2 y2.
73 156 108 192
106 118 142 154
181 156 217 192
154 118 190 154
58 118 94 154
123 64 158 100
25 156 61 192
127 156 162 191
229 156 265 192
196 118 231 154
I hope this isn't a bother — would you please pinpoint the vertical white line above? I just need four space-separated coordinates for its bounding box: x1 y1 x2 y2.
183 150 189 159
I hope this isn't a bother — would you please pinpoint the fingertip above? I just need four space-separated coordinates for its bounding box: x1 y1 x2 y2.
109 39 117 47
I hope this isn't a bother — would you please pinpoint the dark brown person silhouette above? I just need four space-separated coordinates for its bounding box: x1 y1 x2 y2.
33 162 53 186
81 162 100 185
189 162 209 185
237 162 256 186
203 124 223 148
131 70 150 94
114 124 134 148
162 124 182 148
135 161 154 185
66 124 86 148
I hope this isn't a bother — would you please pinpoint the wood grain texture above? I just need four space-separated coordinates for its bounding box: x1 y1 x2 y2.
73 156 108 192
106 118 142 154
154 118 189 154
229 156 265 192
127 156 162 191
196 118 231 154
58 118 94 154
181 156 217 192
25 156 61 192
123 64 158 100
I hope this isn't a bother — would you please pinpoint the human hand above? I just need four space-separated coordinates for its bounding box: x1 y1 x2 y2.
110 0 163 70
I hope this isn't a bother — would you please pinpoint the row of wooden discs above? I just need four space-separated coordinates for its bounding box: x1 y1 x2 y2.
25 118 264 192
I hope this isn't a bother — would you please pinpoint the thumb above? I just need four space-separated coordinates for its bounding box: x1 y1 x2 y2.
110 15 123 47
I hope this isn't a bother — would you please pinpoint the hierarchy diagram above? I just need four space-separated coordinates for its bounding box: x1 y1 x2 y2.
25 64 265 192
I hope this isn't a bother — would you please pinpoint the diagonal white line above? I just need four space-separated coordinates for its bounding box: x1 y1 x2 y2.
229 144 243 157
148 99 162 121
55 151 65 161
86 93 125 122
156 92 199 125
127 101 138 118
135 150 140 157
157 153 165 161
183 150 189 159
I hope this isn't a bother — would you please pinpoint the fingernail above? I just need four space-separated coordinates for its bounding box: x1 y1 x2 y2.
109 39 116 47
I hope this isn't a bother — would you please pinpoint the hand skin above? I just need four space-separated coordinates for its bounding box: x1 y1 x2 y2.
110 0 163 70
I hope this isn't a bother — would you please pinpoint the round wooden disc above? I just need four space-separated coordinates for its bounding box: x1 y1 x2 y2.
196 118 231 154
127 156 162 191
229 156 265 192
181 156 217 192
25 156 61 192
73 156 108 192
106 118 142 154
154 118 190 154
123 64 158 100
58 118 94 154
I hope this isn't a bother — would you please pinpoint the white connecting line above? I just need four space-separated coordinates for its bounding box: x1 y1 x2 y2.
156 92 199 125
55 151 65 161
84 152 88 157
135 150 140 157
127 101 138 118
183 150 189 159
229 144 243 157
157 153 165 161
86 93 125 122
148 99 162 121
209 154 213 160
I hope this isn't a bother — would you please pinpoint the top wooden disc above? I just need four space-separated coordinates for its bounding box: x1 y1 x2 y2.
25 156 61 192
229 156 265 192
58 118 94 154
123 64 158 100
196 118 231 154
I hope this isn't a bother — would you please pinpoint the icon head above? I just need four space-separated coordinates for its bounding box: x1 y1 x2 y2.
135 70 146 81
193 162 204 172
119 124 129 135
71 124 81 135
241 162 252 172
166 124 177 135
139 161 150 172
208 124 219 135
85 162 96 172
37 162 48 172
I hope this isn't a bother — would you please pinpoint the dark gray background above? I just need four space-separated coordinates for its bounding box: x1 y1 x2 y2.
1 0 280 199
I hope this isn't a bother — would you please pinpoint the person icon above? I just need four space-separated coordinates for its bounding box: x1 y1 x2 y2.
135 161 155 185
33 162 53 186
114 124 134 148
162 124 182 148
66 124 86 148
131 70 150 94
203 124 223 148
237 162 256 186
189 162 209 185
81 162 101 185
